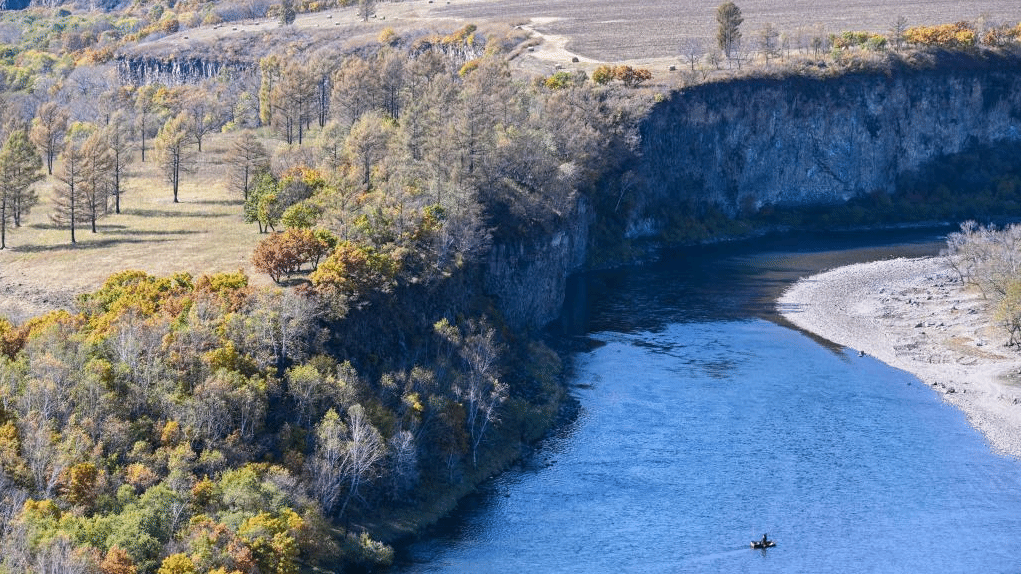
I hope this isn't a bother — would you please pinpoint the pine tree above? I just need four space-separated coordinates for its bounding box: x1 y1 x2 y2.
0 129 44 249
716 2 744 64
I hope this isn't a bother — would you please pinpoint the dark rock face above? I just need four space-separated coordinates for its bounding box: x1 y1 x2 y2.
631 52 1021 227
116 56 254 86
484 197 592 333
486 53 1020 332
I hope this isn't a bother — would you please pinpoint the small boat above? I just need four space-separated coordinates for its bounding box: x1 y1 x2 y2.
751 539 776 549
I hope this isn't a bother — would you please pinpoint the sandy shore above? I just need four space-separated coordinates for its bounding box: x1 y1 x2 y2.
778 256 1021 459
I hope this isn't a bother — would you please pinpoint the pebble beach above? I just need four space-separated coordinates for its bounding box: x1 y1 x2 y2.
778 256 1021 458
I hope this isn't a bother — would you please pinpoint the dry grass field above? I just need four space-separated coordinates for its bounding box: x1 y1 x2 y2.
141 1 1021 69
0 133 272 322
434 0 1020 61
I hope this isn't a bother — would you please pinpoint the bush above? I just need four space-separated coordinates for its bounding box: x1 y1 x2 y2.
905 22 977 48
252 229 332 283
591 65 614 85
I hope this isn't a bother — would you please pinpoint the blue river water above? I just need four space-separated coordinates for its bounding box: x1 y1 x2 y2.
394 230 1021 573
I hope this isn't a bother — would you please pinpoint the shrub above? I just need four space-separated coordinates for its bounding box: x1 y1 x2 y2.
905 22 977 48
613 65 653 87
591 65 614 84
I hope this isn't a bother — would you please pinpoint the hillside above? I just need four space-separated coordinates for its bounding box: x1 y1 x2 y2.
0 2 1019 573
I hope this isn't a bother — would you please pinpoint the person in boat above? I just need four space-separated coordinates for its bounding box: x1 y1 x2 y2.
761 533 769 547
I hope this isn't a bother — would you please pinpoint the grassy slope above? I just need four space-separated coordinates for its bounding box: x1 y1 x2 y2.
0 132 272 322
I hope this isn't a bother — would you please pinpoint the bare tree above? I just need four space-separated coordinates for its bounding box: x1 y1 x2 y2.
271 61 317 145
181 87 225 153
679 38 705 72
889 16 908 51
32 535 94 574
134 84 163 162
308 408 346 513
338 403 385 516
757 23 781 64
357 0 376 22
104 110 133 214
51 136 87 244
78 131 114 233
387 429 419 500
438 319 509 467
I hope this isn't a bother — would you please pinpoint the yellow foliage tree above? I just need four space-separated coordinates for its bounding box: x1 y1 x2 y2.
904 22 977 48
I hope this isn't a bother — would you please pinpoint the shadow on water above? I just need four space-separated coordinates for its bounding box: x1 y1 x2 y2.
553 226 951 354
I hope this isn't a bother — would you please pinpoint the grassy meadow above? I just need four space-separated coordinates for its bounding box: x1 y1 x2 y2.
0 132 272 322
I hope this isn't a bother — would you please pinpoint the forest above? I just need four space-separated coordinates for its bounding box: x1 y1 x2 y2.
0 1 1018 572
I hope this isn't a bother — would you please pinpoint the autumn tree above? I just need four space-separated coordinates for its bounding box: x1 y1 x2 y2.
716 1 744 66
104 110 133 214
252 232 303 283
613 65 653 87
345 111 393 188
100 546 137 574
51 135 86 244
78 130 115 233
252 228 333 283
0 129 44 249
227 130 270 201
154 112 194 203
29 101 68 175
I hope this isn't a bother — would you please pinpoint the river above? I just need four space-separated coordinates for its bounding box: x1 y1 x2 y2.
392 229 1022 573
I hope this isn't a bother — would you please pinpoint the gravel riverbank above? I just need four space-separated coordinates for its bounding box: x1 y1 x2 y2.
778 256 1020 458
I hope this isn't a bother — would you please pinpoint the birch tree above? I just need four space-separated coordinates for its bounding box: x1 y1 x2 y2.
154 112 194 203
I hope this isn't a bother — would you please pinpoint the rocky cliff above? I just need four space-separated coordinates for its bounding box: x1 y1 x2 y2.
632 50 1020 223
485 196 593 332
116 55 254 86
489 50 1020 332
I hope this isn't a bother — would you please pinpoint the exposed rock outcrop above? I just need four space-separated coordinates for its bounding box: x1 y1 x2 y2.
634 51 1020 222
116 55 254 86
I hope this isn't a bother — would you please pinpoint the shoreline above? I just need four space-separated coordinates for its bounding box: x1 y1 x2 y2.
778 256 1021 459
